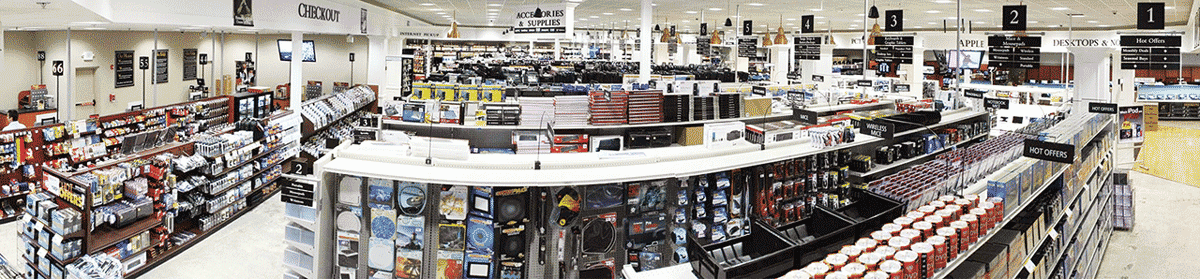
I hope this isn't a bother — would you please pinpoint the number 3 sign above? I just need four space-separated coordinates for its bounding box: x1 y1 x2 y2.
884 10 903 32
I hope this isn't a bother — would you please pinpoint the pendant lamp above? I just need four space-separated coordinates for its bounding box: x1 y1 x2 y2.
868 0 879 19
774 15 787 44
762 25 773 46
711 30 722 45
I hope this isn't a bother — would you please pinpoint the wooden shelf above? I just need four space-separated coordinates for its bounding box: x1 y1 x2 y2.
87 216 163 254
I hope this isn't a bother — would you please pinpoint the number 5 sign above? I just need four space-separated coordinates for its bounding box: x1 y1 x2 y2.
1003 5 1027 31
1139 2 1165 30
884 10 903 32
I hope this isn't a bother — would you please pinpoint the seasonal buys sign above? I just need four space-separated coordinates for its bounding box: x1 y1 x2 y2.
510 3 574 35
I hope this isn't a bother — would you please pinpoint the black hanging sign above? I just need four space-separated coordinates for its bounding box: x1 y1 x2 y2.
1119 35 1181 47
738 38 757 57
280 179 316 207
51 61 64 76
743 20 753 36
752 86 768 95
36 51 45 61
183 48 198 81
963 90 985 99
697 37 711 56
115 51 135 88
245 52 253 62
139 56 149 70
884 10 903 32
1023 139 1075 164
199 53 209 65
700 23 708 35
1138 2 1165 30
1002 5 1027 31
894 84 910 92
801 15 815 33
794 36 821 60
984 97 1011 109
1088 102 1119 114
859 120 895 140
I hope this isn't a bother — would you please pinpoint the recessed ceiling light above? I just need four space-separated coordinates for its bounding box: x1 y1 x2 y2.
785 23 794 26
850 24 860 27
1166 6 1175 9
856 13 864 16
488 3 502 6
436 12 446 15
814 16 825 19
747 3 764 6
419 3 435 6
817 21 826 24
488 9 499 11
973 9 991 12
786 18 796 21
926 10 941 13
681 20 690 23
759 24 766 27
709 8 722 11
487 12 498 15
854 19 863 22
602 12 614 15
1050 7 1070 11
1098 24 1112 27
974 21 986 24
590 16 599 18
567 0 583 2
934 0 952 3
686 11 699 14
651 3 656 6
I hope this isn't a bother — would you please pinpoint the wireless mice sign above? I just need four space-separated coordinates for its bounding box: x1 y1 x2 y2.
511 4 574 35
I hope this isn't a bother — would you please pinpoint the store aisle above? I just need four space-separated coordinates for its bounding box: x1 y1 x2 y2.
1098 171 1200 278
0 197 287 279
138 197 287 279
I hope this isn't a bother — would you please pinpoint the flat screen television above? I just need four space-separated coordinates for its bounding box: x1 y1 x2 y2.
947 50 982 69
278 40 316 62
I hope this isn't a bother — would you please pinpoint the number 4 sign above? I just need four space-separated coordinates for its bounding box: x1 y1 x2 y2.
1003 5 1027 31
884 10 903 32
1139 2 1165 30
801 15 814 33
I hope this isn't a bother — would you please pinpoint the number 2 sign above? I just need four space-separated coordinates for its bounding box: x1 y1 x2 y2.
1003 5 1027 31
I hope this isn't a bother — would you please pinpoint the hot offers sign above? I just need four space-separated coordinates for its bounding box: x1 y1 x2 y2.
509 3 575 36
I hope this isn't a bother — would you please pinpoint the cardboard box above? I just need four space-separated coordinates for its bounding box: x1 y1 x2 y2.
743 97 772 117
677 126 705 146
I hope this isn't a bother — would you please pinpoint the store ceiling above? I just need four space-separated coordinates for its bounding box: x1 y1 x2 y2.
372 0 1193 32
0 1 107 29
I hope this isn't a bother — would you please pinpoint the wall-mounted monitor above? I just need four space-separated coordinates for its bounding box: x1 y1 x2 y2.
278 40 317 62
947 50 983 69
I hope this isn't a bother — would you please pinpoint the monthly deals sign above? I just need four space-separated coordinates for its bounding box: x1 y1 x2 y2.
509 3 575 37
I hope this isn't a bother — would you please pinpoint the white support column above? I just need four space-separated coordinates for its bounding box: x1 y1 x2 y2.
290 32 304 108
639 0 652 82
1068 47 1116 112
152 29 158 107
64 28 73 121
771 46 788 83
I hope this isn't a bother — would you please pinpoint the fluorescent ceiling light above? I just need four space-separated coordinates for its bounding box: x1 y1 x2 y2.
709 8 722 11
488 3 502 6
70 21 108 25
602 12 614 15
747 3 764 6
1028 20 1039 23
974 9 991 12
926 10 941 13
686 11 698 14
809 8 823 11
419 3 435 6
814 16 825 19
487 9 499 11
436 12 446 14
619 8 632 11
1166 6 1175 9
786 18 796 21
1050 7 1070 11
933 0 952 3
786 23 794 25
1087 20 1098 23
589 16 599 18
1098 24 1112 27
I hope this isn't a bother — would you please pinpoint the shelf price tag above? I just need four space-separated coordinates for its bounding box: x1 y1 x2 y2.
1023 139 1075 164
1024 260 1036 272
1049 229 1059 239
963 90 985 99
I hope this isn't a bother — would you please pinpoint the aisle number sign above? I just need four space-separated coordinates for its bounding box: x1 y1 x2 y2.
1002 5 1027 31
801 15 815 33
884 10 903 32
1138 2 1165 30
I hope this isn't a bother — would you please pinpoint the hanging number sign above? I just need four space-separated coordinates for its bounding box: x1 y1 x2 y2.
801 15 815 33
1138 2 1165 30
885 10 903 32
1002 5 1027 31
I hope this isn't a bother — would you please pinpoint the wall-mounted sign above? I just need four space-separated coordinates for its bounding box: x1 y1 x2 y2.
1002 5 1027 31
510 3 573 35
1138 2 1165 30
298 2 342 22
884 10 903 32
349 53 355 62
801 15 815 33
812 75 824 82
51 61 64 76
183 48 198 81
154 49 169 84
234 0 254 27
115 51 135 88
1023 139 1075 164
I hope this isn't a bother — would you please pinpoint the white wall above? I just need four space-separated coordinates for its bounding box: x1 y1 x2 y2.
0 30 373 120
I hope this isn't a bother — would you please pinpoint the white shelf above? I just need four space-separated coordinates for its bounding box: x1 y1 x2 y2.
282 247 315 279
328 111 986 187
284 223 317 256
284 203 319 231
621 262 697 279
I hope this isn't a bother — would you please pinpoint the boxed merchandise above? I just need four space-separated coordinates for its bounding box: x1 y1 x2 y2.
677 126 704 146
413 83 433 100
745 121 801 144
970 243 1010 279
590 136 623 152
702 121 746 148
743 97 772 117
553 134 589 144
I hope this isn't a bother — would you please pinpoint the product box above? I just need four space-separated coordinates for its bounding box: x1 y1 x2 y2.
743 97 772 117
413 83 433 100
702 121 746 149
970 243 1010 279
434 84 458 101
553 134 589 144
551 144 587 153
480 85 503 102
460 85 480 102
